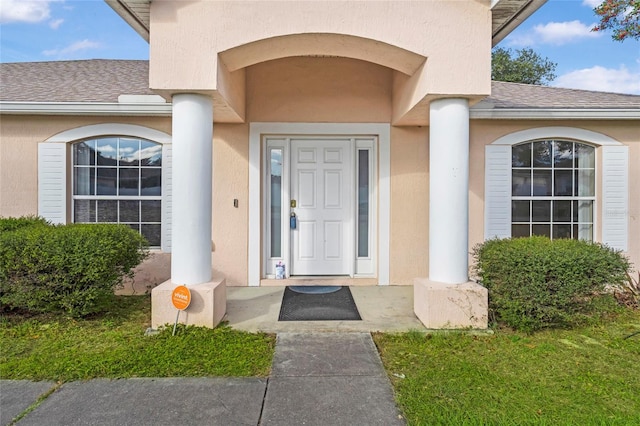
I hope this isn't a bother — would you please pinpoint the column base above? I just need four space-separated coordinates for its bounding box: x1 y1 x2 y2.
414 278 488 329
151 278 227 329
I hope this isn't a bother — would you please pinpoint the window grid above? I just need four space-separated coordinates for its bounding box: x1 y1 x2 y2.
511 140 595 241
72 138 162 247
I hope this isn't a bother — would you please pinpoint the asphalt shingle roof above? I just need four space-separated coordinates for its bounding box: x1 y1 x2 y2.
1 59 639 108
0 60 153 102
484 81 640 109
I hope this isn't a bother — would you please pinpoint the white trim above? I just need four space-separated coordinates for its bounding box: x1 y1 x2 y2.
161 144 173 252
491 127 623 147
39 124 172 250
44 123 171 145
3 102 636 121
1 102 171 116
484 145 511 239
602 146 629 251
263 139 289 278
118 95 166 103
38 143 67 224
486 127 628 248
355 138 377 277
249 123 391 286
470 108 640 121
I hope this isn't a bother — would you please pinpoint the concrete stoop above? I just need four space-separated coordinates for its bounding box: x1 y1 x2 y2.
151 278 226 329
413 278 488 329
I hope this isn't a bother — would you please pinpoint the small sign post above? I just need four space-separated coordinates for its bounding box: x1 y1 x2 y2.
171 285 191 336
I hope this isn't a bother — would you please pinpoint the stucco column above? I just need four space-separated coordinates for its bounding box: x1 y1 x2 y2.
171 93 213 285
429 98 470 284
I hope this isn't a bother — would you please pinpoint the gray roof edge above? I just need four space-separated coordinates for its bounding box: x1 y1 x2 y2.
470 107 640 120
2 101 637 120
0 101 172 116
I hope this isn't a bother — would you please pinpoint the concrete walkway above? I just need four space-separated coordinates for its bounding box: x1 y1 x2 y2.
1 333 405 425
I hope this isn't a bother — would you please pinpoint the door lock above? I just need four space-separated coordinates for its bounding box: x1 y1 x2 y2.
290 199 297 208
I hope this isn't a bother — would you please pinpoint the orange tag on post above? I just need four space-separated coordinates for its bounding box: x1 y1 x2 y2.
171 285 191 311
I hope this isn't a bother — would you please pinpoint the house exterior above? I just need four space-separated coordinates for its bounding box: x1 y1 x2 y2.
1 0 638 329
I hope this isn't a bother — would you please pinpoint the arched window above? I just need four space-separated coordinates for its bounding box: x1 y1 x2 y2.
511 140 595 240
72 137 162 246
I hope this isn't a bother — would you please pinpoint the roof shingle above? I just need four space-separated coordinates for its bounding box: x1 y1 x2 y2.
1 60 639 109
0 60 153 102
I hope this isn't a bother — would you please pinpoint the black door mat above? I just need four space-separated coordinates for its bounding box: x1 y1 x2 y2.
278 286 362 321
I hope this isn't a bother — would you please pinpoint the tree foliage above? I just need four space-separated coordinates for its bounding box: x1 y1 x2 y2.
491 47 557 85
592 0 640 41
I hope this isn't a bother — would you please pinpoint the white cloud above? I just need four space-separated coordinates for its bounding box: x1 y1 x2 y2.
49 18 63 29
582 0 601 8
507 20 602 47
553 65 640 95
0 0 59 24
506 33 536 47
533 20 602 45
43 39 102 57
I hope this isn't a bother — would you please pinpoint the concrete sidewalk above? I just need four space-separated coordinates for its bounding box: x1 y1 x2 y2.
1 333 405 425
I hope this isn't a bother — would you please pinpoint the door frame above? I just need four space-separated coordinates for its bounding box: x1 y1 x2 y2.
249 123 390 286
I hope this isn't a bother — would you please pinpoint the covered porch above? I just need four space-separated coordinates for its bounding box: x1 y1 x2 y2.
224 285 424 333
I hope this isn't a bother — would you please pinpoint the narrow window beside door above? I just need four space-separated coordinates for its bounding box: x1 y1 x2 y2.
270 148 283 258
358 149 370 257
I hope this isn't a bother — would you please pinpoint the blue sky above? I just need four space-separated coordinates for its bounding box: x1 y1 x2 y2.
1 0 639 94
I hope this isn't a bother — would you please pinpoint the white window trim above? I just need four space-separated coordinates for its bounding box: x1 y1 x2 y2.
486 126 627 251
491 126 621 146
249 123 390 286
44 124 172 145
40 124 172 250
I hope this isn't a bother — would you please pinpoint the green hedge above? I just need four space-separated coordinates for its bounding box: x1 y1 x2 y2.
0 218 149 317
0 216 49 232
473 236 630 332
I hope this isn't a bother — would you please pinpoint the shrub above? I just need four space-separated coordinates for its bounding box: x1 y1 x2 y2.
0 220 149 317
0 215 49 232
473 236 630 332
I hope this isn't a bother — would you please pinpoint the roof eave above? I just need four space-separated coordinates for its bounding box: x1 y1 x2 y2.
2 102 637 120
105 0 150 43
470 108 640 120
0 102 172 116
491 0 548 47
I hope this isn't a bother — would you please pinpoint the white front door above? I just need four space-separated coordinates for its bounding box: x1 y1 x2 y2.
290 138 353 275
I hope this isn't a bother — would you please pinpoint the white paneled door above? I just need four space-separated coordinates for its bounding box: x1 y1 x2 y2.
290 139 353 275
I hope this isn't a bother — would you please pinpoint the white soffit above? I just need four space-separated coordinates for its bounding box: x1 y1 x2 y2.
104 0 150 42
491 0 547 46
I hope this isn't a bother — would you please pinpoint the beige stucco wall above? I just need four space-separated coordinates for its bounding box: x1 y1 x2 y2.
148 0 492 124
212 123 249 287
389 126 429 285
469 120 640 272
0 115 172 218
246 57 392 123
2 113 637 289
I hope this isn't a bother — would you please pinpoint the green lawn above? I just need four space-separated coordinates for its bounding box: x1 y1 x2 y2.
0 296 275 381
374 310 640 426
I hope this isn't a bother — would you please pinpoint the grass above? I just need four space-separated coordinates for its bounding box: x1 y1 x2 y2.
0 296 275 381
374 309 640 426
